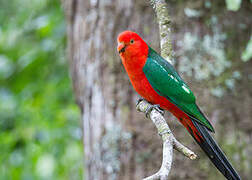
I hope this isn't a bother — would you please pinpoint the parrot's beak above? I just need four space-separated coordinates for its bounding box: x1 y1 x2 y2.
118 43 127 54
119 46 126 54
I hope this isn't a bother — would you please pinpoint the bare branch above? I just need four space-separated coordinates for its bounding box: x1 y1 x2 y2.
152 0 173 63
173 139 197 160
134 1 197 179
137 100 197 180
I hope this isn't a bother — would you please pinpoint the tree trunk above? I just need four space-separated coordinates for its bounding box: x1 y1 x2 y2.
62 0 161 179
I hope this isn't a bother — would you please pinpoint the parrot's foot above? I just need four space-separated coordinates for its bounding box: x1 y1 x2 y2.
136 98 145 106
145 104 165 118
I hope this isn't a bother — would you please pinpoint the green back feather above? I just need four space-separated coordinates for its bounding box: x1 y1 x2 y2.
143 47 214 132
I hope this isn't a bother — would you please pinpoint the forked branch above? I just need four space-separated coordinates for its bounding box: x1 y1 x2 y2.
135 1 197 179
136 100 197 180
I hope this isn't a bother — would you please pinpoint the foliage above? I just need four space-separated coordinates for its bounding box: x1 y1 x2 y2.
241 36 252 62
0 0 83 179
225 0 242 11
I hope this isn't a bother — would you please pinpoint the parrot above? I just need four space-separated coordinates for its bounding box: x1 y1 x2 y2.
117 30 240 180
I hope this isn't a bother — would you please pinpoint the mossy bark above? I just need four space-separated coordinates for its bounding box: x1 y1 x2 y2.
155 0 173 63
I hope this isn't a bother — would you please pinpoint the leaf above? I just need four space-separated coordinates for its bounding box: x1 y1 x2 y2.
225 0 242 11
241 36 252 62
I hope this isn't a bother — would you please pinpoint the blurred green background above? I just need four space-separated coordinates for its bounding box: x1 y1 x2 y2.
0 0 83 179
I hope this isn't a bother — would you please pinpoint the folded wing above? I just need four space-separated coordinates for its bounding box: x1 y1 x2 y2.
143 47 214 132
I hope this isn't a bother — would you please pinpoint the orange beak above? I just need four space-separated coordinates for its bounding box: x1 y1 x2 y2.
117 43 127 54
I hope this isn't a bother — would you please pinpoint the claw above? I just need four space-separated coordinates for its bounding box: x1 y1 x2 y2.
145 104 165 118
136 98 145 106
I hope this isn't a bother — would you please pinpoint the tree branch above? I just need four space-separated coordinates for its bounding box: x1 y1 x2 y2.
136 100 197 180
134 1 197 179
153 0 173 63
136 0 197 180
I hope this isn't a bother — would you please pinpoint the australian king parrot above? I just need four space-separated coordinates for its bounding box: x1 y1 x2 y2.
117 30 240 180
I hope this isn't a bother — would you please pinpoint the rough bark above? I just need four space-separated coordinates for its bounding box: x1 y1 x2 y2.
62 0 161 179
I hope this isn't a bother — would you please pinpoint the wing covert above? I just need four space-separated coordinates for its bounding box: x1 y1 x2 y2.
143 47 214 132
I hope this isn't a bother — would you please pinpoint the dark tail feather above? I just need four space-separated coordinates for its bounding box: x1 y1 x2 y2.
191 119 241 180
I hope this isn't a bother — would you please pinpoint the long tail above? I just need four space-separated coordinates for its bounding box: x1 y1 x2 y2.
190 119 241 180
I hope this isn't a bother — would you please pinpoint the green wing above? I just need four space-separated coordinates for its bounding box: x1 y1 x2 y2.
143 47 214 132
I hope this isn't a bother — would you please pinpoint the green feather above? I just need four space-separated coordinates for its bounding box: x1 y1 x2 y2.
143 47 214 132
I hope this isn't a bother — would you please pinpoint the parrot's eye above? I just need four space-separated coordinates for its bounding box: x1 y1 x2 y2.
130 39 134 44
